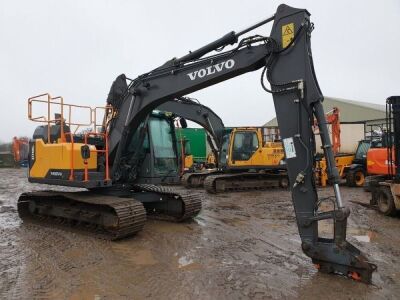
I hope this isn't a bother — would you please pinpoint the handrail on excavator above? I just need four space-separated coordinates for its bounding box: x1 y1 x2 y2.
28 93 113 142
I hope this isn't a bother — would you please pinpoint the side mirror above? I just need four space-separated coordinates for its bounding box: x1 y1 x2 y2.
180 118 188 128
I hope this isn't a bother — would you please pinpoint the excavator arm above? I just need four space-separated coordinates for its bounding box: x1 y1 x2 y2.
267 9 375 282
105 4 375 282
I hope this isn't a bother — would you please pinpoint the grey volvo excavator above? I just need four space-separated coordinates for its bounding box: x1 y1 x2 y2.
18 4 376 283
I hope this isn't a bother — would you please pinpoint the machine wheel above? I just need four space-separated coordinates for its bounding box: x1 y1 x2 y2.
346 168 365 187
376 187 397 216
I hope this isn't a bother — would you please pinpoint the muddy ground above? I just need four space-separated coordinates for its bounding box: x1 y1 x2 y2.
0 169 399 299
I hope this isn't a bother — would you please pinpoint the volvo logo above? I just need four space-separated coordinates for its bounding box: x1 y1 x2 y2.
187 59 235 80
50 171 63 177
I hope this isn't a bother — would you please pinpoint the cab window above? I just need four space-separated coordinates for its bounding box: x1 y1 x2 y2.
232 131 258 161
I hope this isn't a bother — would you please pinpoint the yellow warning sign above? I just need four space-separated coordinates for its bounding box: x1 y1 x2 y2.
282 23 294 48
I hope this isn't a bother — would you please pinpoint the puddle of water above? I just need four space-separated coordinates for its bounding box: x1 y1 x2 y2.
150 221 193 234
178 256 193 267
353 235 370 243
348 229 377 242
319 222 377 243
112 244 158 266
194 218 206 227
177 256 202 270
128 249 158 265
220 217 247 227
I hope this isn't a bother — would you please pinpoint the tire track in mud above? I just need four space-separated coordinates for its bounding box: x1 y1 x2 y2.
0 230 23 299
3 224 113 299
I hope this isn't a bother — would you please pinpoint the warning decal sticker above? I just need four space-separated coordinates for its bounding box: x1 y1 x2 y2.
281 23 294 48
283 137 296 159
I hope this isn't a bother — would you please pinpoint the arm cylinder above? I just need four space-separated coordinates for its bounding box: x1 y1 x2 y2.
175 15 275 64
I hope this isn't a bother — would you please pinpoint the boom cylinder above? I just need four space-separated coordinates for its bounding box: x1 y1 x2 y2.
176 32 238 64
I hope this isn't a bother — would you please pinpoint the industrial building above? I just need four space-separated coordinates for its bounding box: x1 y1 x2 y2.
264 97 386 153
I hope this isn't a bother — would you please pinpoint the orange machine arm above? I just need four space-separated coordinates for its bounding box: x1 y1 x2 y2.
12 137 29 163
12 137 21 162
325 107 341 155
313 107 341 155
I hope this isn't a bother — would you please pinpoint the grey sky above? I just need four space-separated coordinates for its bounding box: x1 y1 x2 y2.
0 0 399 142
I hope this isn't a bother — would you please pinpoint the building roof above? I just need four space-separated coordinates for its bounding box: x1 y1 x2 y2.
264 96 386 126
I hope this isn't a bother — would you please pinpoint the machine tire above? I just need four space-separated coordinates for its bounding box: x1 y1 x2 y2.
346 168 365 187
376 187 397 216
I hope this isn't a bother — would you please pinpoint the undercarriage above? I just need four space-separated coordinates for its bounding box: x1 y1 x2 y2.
18 184 202 240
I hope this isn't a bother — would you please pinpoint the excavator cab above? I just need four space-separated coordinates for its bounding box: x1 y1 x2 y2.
231 130 258 161
220 127 285 170
134 112 180 184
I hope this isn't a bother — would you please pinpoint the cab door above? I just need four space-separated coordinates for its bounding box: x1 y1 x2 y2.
229 130 259 167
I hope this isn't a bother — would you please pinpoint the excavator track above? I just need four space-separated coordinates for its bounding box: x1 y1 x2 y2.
133 184 202 221
204 172 288 193
181 170 219 188
17 191 146 240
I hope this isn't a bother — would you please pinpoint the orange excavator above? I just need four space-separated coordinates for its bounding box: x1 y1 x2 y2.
366 96 400 215
0 137 29 168
12 137 29 166
314 107 351 186
314 107 372 187
313 107 341 154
